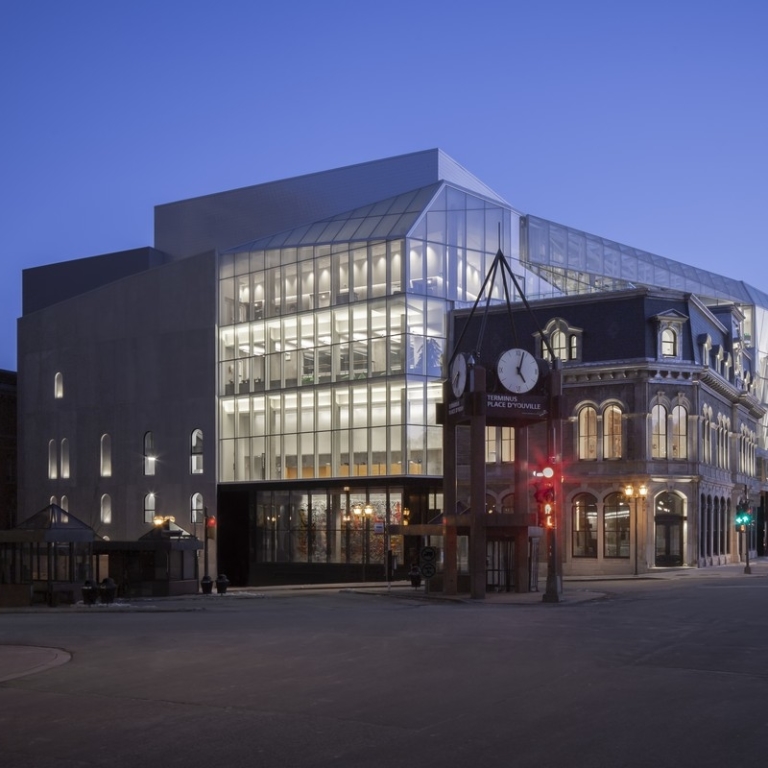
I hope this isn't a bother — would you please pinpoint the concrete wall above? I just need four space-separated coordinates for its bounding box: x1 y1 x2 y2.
17 250 218 543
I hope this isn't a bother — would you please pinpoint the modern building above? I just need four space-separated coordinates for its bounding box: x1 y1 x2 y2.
15 149 768 589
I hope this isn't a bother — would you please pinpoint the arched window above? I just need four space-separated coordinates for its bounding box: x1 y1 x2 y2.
191 493 204 523
604 492 630 558
60 438 70 479
551 330 567 361
100 434 112 477
100 494 112 524
48 439 58 479
191 429 204 474
651 404 667 458
602 405 623 459
144 432 156 476
572 493 597 558
661 328 677 357
578 406 597 460
144 493 156 524
701 406 713 464
54 372 64 399
50 495 57 505
540 318 582 362
60 495 69 512
671 405 687 459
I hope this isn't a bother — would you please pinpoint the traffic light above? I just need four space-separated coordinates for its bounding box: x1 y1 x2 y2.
735 505 752 529
205 514 217 540
533 482 555 506
533 465 556 529
542 501 555 529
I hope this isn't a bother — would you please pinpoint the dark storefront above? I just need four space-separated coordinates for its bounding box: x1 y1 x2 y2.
218 479 442 586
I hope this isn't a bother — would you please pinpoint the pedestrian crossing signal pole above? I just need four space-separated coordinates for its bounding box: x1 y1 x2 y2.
538 465 559 603
543 358 562 603
201 508 216 593
736 485 752 574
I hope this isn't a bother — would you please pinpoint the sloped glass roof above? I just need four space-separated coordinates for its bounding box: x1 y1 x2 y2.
225 183 443 253
525 215 768 308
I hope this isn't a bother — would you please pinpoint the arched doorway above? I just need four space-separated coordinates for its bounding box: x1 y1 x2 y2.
654 492 684 567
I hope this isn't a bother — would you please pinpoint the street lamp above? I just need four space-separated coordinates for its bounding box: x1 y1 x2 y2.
353 503 374 581
624 483 648 576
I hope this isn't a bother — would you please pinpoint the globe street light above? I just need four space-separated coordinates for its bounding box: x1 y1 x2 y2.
624 483 648 576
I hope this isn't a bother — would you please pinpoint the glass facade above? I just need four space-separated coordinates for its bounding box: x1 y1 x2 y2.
218 184 521 485
254 488 407 567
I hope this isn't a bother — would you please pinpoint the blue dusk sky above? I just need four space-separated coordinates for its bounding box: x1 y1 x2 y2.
1 0 766 371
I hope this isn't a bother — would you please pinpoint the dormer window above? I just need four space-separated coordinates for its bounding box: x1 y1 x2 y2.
654 310 688 362
661 328 677 357
537 318 583 363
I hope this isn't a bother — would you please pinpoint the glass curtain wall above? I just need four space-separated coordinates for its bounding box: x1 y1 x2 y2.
218 185 521 487
255 488 408 567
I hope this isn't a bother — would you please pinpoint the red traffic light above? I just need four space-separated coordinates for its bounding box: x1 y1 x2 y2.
205 515 216 528
534 484 555 505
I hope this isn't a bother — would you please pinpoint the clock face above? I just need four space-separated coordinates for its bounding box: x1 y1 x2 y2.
497 348 539 393
450 354 468 398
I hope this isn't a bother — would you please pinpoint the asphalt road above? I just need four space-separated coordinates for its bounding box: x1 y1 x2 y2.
1 575 768 768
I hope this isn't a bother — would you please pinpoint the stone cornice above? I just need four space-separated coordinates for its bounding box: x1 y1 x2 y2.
561 361 765 416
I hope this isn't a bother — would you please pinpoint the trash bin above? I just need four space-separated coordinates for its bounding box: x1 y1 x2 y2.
81 580 98 606
99 577 117 604
215 574 230 594
200 575 213 595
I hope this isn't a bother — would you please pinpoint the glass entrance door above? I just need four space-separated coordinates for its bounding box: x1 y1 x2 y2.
486 539 514 592
655 516 683 567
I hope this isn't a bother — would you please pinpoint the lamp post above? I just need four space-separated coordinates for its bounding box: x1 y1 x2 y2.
353 503 374 581
624 483 648 576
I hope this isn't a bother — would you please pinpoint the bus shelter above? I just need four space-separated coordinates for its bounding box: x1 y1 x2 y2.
0 504 97 606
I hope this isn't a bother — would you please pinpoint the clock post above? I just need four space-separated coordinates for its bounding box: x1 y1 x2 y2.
469 365 488 600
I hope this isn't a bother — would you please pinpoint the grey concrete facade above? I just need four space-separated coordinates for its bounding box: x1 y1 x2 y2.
18 251 218 547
